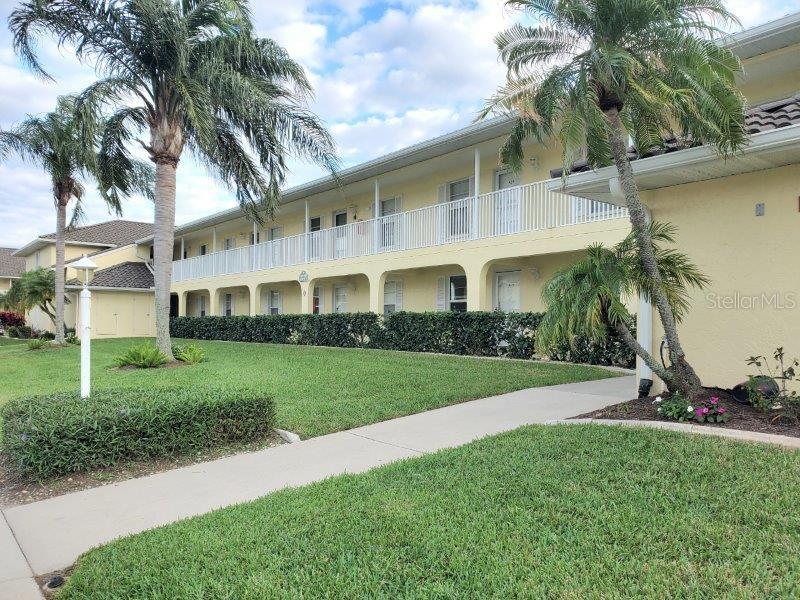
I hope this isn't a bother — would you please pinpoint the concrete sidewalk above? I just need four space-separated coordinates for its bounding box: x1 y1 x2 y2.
1 375 633 597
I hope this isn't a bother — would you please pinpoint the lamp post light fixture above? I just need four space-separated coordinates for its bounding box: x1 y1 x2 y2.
72 254 98 399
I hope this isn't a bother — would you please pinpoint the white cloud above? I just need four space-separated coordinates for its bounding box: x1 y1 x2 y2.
2 0 800 248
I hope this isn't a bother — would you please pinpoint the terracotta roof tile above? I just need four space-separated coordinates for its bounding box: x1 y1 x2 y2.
551 96 800 178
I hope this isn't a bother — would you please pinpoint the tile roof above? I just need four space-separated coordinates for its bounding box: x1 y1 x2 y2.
68 262 154 289
0 248 25 278
550 96 800 178
41 220 154 247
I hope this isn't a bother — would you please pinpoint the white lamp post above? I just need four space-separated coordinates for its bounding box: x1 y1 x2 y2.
72 255 97 399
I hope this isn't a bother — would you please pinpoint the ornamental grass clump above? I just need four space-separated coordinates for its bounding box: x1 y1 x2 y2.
0 387 276 479
172 343 206 365
113 343 169 368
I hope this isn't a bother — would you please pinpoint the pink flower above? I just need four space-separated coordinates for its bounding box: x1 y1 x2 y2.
718 407 727 414
702 407 710 414
710 397 719 405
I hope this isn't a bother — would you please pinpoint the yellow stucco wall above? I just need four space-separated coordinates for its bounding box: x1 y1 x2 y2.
75 290 155 339
66 244 146 281
641 163 800 390
0 277 14 293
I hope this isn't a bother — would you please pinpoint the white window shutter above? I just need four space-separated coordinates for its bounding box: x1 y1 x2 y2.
277 291 283 314
436 276 446 311
318 286 324 313
261 290 268 314
437 184 447 204
468 176 475 197
396 280 404 311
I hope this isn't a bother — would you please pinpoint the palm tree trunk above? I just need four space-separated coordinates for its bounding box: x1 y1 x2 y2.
54 194 68 345
604 107 703 398
614 321 672 384
153 160 176 360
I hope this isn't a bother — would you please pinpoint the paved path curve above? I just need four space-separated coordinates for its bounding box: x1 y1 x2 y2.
0 376 634 599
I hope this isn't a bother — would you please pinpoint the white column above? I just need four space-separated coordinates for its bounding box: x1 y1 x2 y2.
472 147 481 238
212 227 217 252
80 288 91 399
180 236 185 259
373 179 380 253
252 222 258 270
304 200 310 262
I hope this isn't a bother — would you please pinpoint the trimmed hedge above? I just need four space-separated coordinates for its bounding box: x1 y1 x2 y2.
171 311 635 367
1 387 276 479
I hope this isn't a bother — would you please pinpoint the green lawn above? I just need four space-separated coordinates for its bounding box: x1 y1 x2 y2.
60 425 800 598
0 338 617 438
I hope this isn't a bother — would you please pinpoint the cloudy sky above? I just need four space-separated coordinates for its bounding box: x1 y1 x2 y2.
1 0 799 247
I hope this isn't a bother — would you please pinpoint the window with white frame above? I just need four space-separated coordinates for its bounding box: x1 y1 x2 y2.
383 280 402 314
199 244 207 256
224 293 234 316
223 237 235 251
197 295 206 317
333 285 348 313
449 275 467 312
313 286 322 314
34 250 41 267
380 197 400 248
249 231 260 245
447 178 471 237
268 290 282 315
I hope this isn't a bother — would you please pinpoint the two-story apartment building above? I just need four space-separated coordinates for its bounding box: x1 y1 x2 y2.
150 12 800 393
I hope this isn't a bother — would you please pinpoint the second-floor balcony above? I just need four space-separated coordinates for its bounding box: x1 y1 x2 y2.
171 181 628 284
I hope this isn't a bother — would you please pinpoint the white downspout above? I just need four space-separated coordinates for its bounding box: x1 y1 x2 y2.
610 176 653 391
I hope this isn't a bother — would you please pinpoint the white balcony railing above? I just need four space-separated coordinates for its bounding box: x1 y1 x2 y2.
172 181 628 283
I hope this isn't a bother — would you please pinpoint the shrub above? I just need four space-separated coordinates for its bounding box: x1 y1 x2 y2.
746 347 799 422
38 330 55 341
170 311 635 368
0 387 276 478
27 338 51 351
7 324 32 339
113 343 169 368
0 311 25 327
65 332 80 345
172 343 205 364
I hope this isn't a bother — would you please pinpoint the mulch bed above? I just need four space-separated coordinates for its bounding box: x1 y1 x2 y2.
576 388 800 439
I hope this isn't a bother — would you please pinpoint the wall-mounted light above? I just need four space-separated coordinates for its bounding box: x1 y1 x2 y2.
530 267 541 280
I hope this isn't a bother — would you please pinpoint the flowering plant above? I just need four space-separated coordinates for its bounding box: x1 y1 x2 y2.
655 393 731 423
691 396 730 424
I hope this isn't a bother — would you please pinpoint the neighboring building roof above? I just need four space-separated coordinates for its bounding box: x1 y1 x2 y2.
67 262 154 290
14 220 154 258
550 96 800 178
0 247 25 278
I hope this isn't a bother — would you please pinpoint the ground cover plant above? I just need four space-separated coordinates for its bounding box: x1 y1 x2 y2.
59 425 800 598
0 338 617 439
113 343 169 369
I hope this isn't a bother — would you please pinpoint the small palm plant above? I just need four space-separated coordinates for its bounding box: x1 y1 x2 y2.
10 0 339 359
1 268 61 329
483 0 746 397
0 96 151 344
537 223 709 388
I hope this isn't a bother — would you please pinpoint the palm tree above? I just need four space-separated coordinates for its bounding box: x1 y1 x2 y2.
0 95 151 344
537 223 709 388
10 0 339 359
1 268 59 327
482 0 747 398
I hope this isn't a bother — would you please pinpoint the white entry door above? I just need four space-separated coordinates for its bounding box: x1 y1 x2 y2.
494 169 521 235
495 271 521 311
